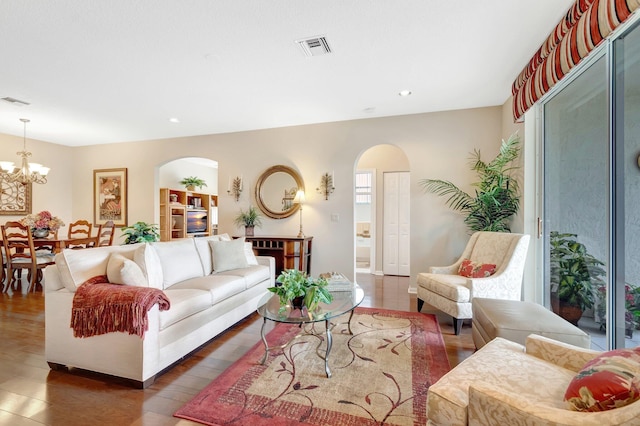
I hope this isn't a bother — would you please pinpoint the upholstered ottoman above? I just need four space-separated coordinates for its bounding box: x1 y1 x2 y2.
472 298 590 349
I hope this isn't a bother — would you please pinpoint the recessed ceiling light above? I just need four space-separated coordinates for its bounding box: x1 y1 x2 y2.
169 118 180 123
398 90 412 97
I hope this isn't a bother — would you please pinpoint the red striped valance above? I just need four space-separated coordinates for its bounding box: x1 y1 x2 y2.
512 0 640 121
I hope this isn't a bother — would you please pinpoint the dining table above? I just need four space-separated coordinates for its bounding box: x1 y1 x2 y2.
32 236 100 253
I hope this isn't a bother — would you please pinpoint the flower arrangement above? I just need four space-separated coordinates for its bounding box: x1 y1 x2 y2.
20 210 65 231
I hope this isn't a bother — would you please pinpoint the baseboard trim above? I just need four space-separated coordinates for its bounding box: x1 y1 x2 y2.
374 270 384 276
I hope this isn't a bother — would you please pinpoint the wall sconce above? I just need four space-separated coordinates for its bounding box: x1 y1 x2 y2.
227 175 243 202
316 172 335 200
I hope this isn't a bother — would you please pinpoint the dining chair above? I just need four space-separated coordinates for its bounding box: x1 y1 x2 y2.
66 219 96 249
68 219 92 239
96 220 115 246
1 221 55 293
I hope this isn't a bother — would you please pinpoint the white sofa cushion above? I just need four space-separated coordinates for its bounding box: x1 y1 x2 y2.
159 288 213 330
55 244 140 292
151 239 204 288
193 235 227 275
169 274 246 304
133 243 163 290
217 265 271 289
106 253 147 287
245 242 258 266
210 238 249 272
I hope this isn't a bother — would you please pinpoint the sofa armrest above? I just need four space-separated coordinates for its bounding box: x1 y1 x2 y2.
44 266 65 293
467 275 521 299
525 334 600 372
468 383 640 425
256 256 275 285
429 263 460 274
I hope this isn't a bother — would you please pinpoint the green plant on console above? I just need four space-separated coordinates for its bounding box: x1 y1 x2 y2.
549 231 605 324
121 221 160 245
268 269 333 312
419 133 521 233
234 206 263 228
180 176 207 190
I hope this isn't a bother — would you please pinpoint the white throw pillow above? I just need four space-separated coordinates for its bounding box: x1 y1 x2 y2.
106 253 148 287
133 243 163 289
245 242 258 266
218 233 232 241
210 238 249 272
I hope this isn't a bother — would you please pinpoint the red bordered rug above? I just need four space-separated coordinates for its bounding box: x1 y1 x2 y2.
174 307 450 426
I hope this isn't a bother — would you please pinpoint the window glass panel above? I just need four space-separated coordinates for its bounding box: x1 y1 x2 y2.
543 55 609 350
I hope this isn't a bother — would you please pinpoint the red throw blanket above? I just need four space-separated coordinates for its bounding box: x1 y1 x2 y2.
71 275 170 338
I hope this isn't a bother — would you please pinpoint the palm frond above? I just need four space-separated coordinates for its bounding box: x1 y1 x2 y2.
419 179 473 213
420 132 521 233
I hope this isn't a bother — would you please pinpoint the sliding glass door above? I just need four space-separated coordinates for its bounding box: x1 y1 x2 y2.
542 19 640 350
615 21 640 349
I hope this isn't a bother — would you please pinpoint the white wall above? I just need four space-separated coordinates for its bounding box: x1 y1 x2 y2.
158 158 219 193
1 106 506 287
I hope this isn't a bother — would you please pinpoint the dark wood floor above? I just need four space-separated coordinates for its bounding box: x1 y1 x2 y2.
0 273 474 425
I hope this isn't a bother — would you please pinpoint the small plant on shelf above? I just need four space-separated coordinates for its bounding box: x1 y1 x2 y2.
267 269 333 313
180 176 207 191
121 221 160 244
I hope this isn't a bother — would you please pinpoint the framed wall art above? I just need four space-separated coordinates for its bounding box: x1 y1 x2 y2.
0 179 32 215
93 168 127 226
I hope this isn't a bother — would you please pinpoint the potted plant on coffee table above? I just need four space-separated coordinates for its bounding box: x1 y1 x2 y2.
268 269 333 313
549 231 605 325
234 206 263 236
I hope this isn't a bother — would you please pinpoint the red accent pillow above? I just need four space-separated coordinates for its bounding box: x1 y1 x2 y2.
564 348 640 412
458 259 496 278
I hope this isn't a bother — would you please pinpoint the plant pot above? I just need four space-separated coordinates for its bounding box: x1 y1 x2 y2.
186 185 195 191
245 225 255 237
557 303 583 326
291 296 305 310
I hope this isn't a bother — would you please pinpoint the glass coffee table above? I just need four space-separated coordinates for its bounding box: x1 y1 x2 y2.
256 284 365 378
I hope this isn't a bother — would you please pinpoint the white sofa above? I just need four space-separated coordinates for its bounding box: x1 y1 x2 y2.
44 236 274 388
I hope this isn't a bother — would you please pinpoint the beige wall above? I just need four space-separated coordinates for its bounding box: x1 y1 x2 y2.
1 106 509 289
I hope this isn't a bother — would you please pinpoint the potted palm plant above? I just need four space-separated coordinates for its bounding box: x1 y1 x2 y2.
549 231 606 325
419 133 521 232
180 176 207 191
234 206 263 236
268 269 333 313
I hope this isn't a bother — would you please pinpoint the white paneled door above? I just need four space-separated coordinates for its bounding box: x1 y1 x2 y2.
383 172 410 276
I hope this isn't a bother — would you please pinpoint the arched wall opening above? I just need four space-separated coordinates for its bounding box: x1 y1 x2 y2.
355 144 410 276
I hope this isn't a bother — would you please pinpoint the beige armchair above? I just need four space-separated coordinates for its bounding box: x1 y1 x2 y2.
417 231 530 334
427 334 640 425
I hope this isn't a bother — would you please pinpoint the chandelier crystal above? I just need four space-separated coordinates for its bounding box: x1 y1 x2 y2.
0 118 49 184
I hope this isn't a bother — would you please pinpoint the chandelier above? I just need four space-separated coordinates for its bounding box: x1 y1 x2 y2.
0 118 49 184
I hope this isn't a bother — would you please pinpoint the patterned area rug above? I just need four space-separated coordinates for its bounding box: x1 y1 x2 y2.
174 307 450 426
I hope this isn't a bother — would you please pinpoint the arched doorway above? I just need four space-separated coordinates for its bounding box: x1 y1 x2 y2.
355 145 410 276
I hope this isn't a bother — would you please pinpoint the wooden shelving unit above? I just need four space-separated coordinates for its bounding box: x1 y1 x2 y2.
159 188 218 241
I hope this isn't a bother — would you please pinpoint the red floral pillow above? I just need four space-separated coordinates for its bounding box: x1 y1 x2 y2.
457 259 496 278
564 348 640 412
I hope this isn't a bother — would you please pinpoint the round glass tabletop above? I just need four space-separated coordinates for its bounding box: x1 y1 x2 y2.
257 284 365 324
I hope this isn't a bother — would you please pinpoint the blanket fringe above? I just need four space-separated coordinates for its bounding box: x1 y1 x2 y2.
70 275 170 338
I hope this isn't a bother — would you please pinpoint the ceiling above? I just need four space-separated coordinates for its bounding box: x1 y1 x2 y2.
0 1 575 147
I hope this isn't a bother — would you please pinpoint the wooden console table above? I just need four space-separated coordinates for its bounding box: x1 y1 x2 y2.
244 235 312 276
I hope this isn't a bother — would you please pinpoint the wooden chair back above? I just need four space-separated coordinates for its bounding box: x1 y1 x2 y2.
68 220 92 239
1 221 39 292
96 221 116 247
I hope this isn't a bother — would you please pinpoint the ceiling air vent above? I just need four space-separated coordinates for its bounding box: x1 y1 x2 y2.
1 97 30 106
296 36 332 57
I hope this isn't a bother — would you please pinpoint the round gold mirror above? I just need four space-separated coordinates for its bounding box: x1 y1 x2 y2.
255 165 304 219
